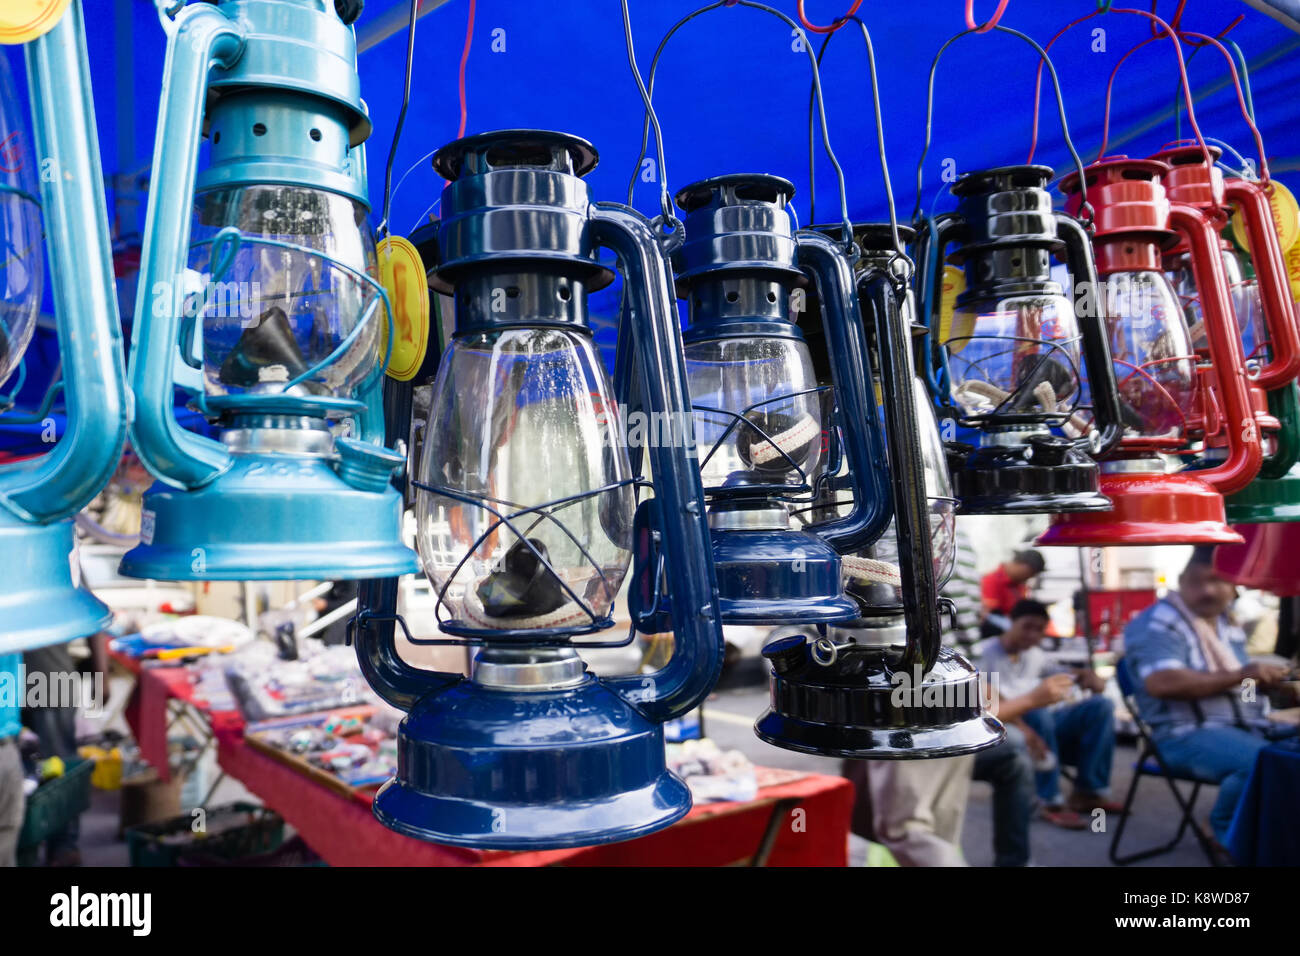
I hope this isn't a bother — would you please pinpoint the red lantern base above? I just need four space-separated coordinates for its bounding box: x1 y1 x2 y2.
1035 471 1244 547
1214 523 1300 596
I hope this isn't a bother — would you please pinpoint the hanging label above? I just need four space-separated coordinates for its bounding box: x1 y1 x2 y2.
0 0 72 44
1229 181 1300 257
377 235 430 382
937 265 971 353
1286 239 1300 303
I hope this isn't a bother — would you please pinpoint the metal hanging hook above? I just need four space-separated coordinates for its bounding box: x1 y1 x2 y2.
626 0 855 249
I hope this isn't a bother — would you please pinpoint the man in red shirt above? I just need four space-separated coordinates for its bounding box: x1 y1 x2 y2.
980 550 1045 638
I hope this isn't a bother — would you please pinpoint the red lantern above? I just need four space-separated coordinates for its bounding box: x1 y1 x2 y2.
1037 154 1263 546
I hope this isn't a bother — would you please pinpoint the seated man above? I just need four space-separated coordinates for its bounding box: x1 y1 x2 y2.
1123 547 1296 849
976 599 1121 827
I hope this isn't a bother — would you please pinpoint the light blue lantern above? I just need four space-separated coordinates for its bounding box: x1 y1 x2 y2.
0 2 129 653
119 0 417 581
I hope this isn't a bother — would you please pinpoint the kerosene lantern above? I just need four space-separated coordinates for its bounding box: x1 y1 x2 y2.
1036 156 1262 546
913 166 1124 514
1156 144 1300 511
669 175 891 626
0 3 129 652
1157 146 1300 525
755 222 1003 758
352 130 725 849
118 0 416 581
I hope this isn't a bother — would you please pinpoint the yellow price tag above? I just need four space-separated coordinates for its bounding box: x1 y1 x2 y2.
377 236 430 382
0 0 71 44
937 265 974 353
1229 181 1300 256
1285 240 1300 304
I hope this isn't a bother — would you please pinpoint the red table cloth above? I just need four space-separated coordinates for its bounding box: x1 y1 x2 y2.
117 650 853 865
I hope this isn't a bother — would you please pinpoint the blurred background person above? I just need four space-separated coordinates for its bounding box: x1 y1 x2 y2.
981 549 1045 638
975 599 1121 824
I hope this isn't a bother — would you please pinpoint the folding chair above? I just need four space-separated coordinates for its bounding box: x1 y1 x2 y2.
1108 657 1221 866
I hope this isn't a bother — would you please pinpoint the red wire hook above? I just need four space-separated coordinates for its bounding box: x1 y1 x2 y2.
796 0 863 34
965 0 1010 34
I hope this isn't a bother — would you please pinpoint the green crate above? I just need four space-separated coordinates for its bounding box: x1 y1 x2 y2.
125 802 284 868
17 757 94 854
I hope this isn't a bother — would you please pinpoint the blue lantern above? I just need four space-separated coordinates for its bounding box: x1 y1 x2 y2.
671 175 892 625
353 130 725 849
119 0 417 581
0 2 129 652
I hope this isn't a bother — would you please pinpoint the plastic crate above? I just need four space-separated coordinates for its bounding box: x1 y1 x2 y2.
125 802 284 868
176 834 325 867
17 757 94 855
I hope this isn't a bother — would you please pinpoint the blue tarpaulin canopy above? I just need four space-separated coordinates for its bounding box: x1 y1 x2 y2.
3 0 1299 453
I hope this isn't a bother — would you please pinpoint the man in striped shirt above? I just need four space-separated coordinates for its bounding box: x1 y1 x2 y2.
1123 547 1296 846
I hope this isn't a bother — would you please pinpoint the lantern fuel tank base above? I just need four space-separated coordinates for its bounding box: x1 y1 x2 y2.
374 675 691 849
708 525 862 626
0 514 111 654
1036 472 1243 547
1224 465 1300 524
119 454 418 581
755 638 1004 759
949 445 1110 516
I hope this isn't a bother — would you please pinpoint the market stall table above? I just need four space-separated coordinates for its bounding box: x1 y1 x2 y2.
115 649 236 786
115 650 854 865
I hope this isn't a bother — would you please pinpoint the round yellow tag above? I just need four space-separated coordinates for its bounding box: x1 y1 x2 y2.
377 235 430 382
0 0 72 45
1229 181 1300 257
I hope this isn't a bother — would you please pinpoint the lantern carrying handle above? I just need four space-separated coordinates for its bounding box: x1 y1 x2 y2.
1174 31 1268 183
0 2 129 526
795 230 894 553
1027 7 1212 176
859 268 942 675
592 202 726 724
805 16 910 274
1257 383 1300 482
914 25 1092 227
1055 212 1125 459
626 0 856 249
125 1 244 491
1170 202 1262 495
1222 177 1300 391
910 212 962 416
